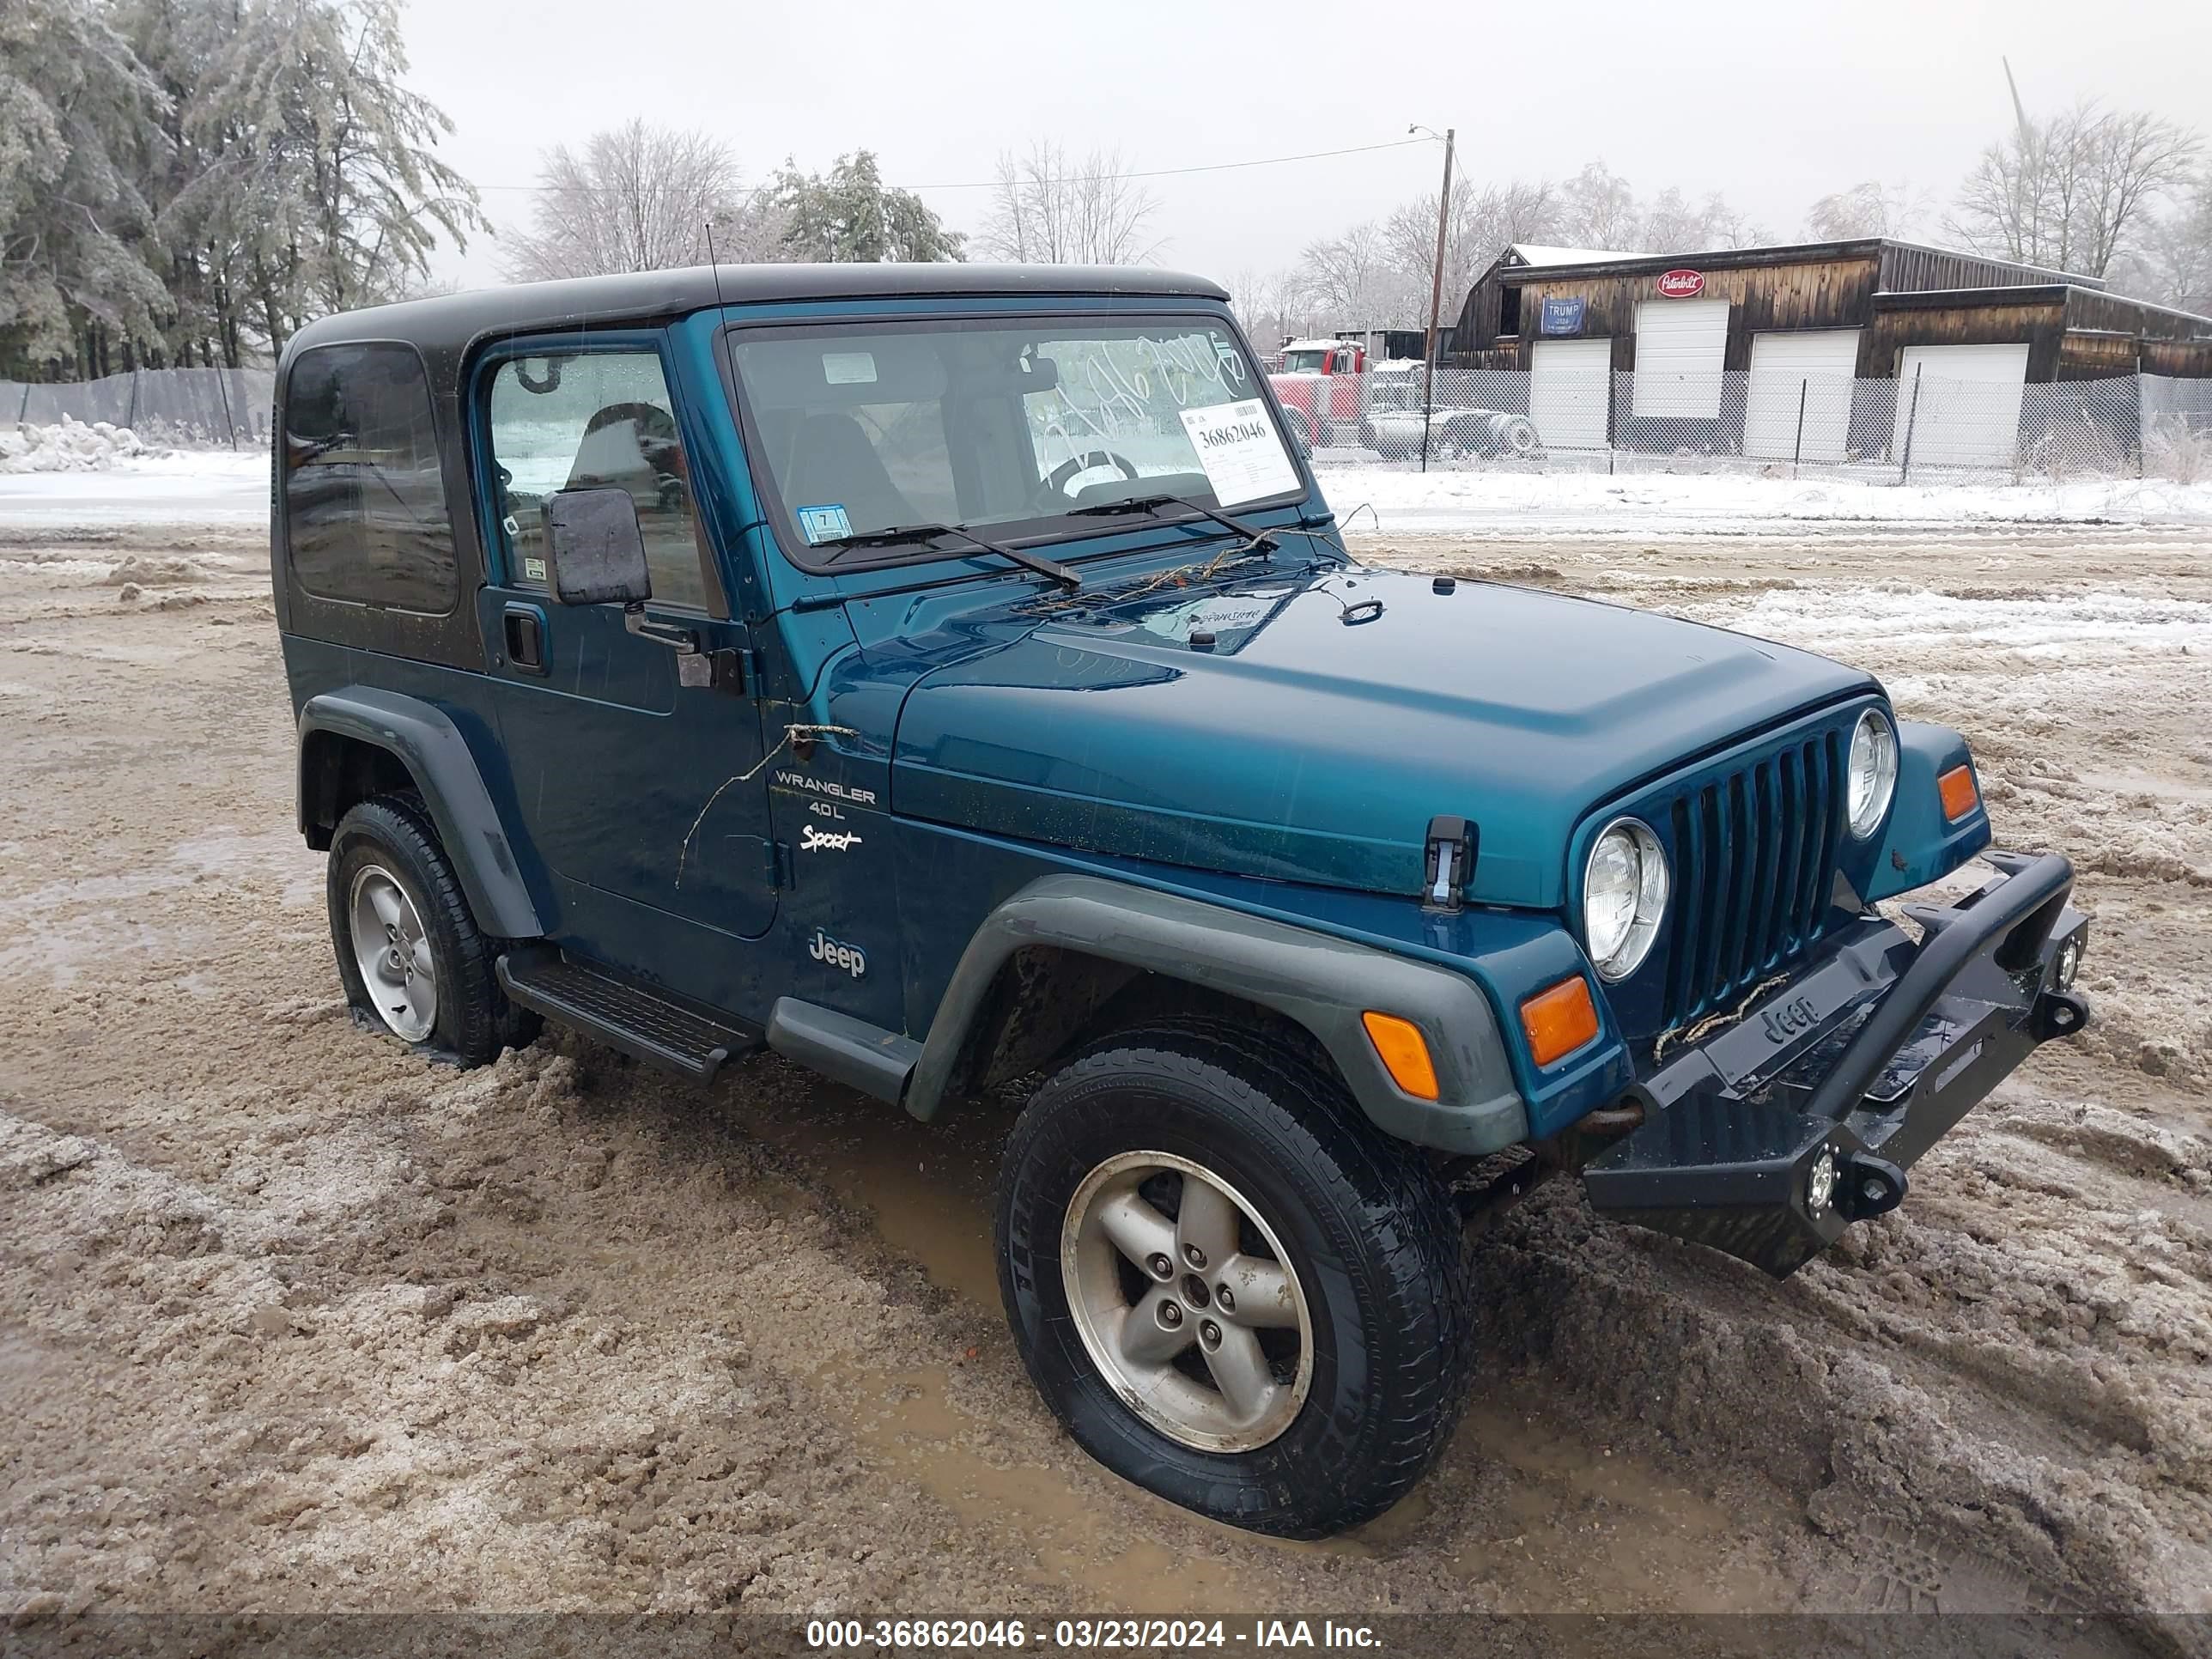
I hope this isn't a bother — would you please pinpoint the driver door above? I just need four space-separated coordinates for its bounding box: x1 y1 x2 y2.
474 336 778 975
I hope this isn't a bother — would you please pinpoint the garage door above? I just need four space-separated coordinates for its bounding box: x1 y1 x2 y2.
1633 299 1729 418
1745 329 1861 461
1891 343 2031 470
1529 337 1612 449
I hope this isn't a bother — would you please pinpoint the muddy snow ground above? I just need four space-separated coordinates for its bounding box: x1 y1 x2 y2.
2 468 2209 1652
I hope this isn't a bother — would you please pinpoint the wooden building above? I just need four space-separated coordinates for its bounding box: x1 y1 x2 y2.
1448 240 2212 459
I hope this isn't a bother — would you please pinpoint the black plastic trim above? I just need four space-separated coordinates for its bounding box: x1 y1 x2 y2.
297 688 543 939
904 873 1528 1155
767 998 922 1103
498 945 756 1082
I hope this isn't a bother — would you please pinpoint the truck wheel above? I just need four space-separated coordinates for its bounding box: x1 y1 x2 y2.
995 1022 1473 1537
326 794 538 1067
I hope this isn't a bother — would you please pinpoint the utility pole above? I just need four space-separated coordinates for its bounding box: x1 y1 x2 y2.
1413 125 1456 474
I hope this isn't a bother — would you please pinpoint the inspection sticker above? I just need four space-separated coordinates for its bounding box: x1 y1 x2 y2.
1179 399 1298 508
796 504 854 544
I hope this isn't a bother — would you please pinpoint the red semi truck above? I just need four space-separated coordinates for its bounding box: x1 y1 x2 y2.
1267 338 1365 448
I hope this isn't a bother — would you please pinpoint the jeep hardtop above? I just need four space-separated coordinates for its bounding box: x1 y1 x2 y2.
273 262 2090 1537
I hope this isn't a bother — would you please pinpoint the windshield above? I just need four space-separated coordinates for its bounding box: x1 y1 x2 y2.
728 315 1302 569
1279 349 1328 373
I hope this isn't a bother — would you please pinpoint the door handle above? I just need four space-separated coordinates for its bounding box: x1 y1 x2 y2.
502 603 548 672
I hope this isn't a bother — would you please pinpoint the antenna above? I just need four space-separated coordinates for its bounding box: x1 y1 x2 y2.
704 217 728 313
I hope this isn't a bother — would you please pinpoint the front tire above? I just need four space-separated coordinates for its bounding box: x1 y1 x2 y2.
995 1023 1473 1537
327 794 538 1066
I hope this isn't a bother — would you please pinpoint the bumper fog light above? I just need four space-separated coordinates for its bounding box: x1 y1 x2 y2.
1807 1146 1838 1217
2056 935 2082 989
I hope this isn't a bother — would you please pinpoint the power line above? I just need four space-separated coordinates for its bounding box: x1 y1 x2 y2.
467 136 1434 195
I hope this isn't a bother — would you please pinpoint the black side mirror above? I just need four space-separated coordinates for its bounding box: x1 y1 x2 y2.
545 486 653 606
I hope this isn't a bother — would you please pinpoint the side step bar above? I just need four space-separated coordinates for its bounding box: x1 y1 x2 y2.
497 945 758 1083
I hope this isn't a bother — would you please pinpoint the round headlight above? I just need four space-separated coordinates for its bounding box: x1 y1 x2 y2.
1583 817 1668 981
1846 710 1899 839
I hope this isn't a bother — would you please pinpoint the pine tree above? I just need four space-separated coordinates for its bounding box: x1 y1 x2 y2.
0 0 171 376
164 0 487 354
766 151 963 263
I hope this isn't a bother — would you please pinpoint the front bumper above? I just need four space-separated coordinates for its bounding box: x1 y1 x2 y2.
1580 851 2089 1277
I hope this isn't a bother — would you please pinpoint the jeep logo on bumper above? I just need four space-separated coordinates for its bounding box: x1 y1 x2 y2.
1760 995 1819 1043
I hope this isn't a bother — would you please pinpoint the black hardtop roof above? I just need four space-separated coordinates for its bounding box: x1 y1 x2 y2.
285 263 1234 362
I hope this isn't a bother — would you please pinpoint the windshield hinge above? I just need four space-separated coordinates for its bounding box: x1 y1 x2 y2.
1422 816 1477 912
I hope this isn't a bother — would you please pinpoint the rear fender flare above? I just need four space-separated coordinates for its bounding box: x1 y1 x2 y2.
297 688 543 939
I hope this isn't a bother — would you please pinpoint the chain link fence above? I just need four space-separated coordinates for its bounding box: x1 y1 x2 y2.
1265 363 2212 484
7 362 2208 485
1 368 274 449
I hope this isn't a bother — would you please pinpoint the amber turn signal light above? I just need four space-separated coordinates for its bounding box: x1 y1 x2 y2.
1938 764 1980 822
1520 976 1600 1067
1361 1011 1440 1101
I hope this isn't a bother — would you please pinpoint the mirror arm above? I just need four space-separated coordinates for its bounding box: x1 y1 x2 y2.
623 603 699 653
623 603 751 692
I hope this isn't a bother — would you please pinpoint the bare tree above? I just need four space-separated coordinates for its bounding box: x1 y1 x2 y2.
979 141 1161 264
1382 179 1560 325
1556 161 1641 249
1294 221 1413 330
1948 101 2200 276
2127 168 2212 313
1806 179 1926 240
501 119 781 282
1640 187 1769 252
1227 268 1305 352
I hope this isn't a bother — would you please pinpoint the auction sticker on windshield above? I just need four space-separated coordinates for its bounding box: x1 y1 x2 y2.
1179 399 1298 508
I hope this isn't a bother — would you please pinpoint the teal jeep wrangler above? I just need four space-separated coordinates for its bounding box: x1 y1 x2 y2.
272 264 2090 1538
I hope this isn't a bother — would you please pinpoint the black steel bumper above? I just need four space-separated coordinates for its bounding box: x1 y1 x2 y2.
1581 852 2091 1278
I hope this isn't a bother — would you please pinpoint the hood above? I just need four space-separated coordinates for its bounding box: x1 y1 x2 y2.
888 565 1876 907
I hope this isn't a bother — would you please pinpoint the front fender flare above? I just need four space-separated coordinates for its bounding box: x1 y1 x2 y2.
297 688 543 939
908 874 1530 1156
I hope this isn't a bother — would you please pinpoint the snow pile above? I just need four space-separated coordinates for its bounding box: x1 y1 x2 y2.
1315 465 2212 535
0 416 161 474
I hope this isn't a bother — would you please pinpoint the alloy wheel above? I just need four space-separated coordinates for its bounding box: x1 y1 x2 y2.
1060 1150 1314 1453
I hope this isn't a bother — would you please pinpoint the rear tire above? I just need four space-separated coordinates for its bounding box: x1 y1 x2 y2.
995 1021 1473 1537
327 794 538 1067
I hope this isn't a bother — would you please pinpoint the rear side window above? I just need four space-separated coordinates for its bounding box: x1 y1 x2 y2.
283 343 457 612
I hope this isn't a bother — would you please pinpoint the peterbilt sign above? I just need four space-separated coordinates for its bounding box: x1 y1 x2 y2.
1656 269 1707 298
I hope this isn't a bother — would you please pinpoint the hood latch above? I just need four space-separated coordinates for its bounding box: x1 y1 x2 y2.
1423 816 1478 912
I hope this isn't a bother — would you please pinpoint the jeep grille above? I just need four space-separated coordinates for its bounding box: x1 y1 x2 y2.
1658 722 1848 1028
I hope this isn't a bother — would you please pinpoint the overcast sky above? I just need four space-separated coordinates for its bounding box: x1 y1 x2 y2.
408 0 2212 289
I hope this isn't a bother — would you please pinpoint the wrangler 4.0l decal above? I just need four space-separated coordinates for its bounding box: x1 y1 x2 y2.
775 769 878 807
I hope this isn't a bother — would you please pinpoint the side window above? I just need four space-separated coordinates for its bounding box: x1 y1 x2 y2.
484 349 711 611
283 343 456 611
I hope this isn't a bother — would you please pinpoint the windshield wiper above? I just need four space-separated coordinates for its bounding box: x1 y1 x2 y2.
1067 493 1279 553
818 522 1081 590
